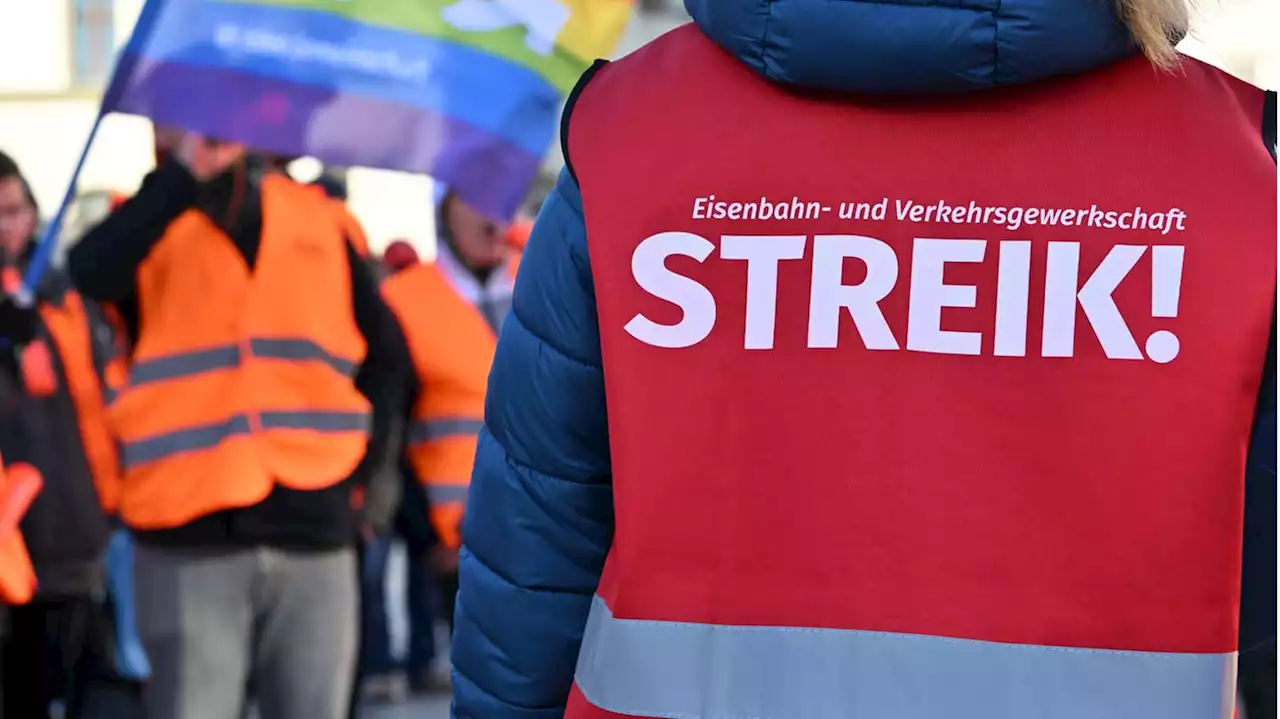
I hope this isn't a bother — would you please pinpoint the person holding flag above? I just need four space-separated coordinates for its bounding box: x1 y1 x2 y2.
66 130 409 719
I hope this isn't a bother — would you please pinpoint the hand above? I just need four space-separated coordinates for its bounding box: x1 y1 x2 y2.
0 294 37 345
174 132 246 181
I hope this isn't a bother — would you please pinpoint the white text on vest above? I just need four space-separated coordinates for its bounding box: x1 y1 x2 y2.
691 196 1188 236
625 233 1185 363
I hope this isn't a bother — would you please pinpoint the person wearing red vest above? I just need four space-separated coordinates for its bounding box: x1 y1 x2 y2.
0 150 128 718
451 1 1278 717
66 130 408 719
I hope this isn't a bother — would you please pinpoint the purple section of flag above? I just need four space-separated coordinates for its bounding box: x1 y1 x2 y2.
106 56 540 221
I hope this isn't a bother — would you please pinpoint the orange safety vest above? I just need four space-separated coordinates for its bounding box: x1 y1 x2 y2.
301 179 371 258
0 460 42 605
380 259 518 548
40 290 126 513
109 174 372 531
0 268 123 513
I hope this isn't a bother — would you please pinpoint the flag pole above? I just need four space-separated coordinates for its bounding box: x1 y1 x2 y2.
18 109 108 303
18 0 164 300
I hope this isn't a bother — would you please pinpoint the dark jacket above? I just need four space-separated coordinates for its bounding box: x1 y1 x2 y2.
66 159 410 550
393 456 437 555
0 263 114 598
452 2 1277 716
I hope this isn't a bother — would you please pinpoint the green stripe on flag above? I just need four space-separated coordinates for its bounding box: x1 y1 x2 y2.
224 0 587 92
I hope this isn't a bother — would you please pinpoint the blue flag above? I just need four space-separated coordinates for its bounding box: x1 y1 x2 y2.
103 0 632 221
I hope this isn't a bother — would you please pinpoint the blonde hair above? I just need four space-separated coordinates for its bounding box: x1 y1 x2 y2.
1115 0 1193 69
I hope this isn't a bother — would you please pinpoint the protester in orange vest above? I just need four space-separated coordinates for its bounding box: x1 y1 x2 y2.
257 154 371 259
380 188 518 653
67 130 409 719
0 150 126 718
451 1 1277 718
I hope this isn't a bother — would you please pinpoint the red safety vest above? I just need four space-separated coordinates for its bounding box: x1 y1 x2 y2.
564 26 1276 719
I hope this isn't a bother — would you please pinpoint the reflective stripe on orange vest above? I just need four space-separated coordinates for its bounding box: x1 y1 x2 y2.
117 337 366 468
110 174 371 530
0 461 41 605
406 415 486 507
121 410 370 469
123 338 357 387
406 417 486 447
382 262 506 548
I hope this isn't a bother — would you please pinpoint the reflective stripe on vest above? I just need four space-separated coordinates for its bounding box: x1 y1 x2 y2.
382 262 498 548
575 596 1237 719
406 415 480 511
121 411 371 469
125 337 357 389
118 335 365 468
425 483 470 504
407 417 485 445
39 289 122 514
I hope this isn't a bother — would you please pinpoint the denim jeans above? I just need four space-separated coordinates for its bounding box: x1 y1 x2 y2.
359 536 437 676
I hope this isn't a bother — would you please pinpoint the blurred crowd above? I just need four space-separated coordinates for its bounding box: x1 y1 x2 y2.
0 129 530 718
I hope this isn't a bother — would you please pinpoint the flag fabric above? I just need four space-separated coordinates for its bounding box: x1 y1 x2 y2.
103 0 633 221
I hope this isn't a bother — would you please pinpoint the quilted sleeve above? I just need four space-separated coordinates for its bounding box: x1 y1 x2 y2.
451 169 613 718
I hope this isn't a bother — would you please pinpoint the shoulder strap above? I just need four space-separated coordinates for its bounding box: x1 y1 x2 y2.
560 59 610 184
1263 90 1276 163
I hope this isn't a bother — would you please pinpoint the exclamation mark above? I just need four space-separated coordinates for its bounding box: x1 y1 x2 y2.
1145 245 1184 364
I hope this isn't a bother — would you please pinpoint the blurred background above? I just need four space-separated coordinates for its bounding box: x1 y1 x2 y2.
0 0 1274 263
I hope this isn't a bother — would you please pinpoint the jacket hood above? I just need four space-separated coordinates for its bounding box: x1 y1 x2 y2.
685 0 1136 94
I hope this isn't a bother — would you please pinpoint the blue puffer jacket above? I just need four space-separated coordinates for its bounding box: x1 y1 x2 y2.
453 2 1276 717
